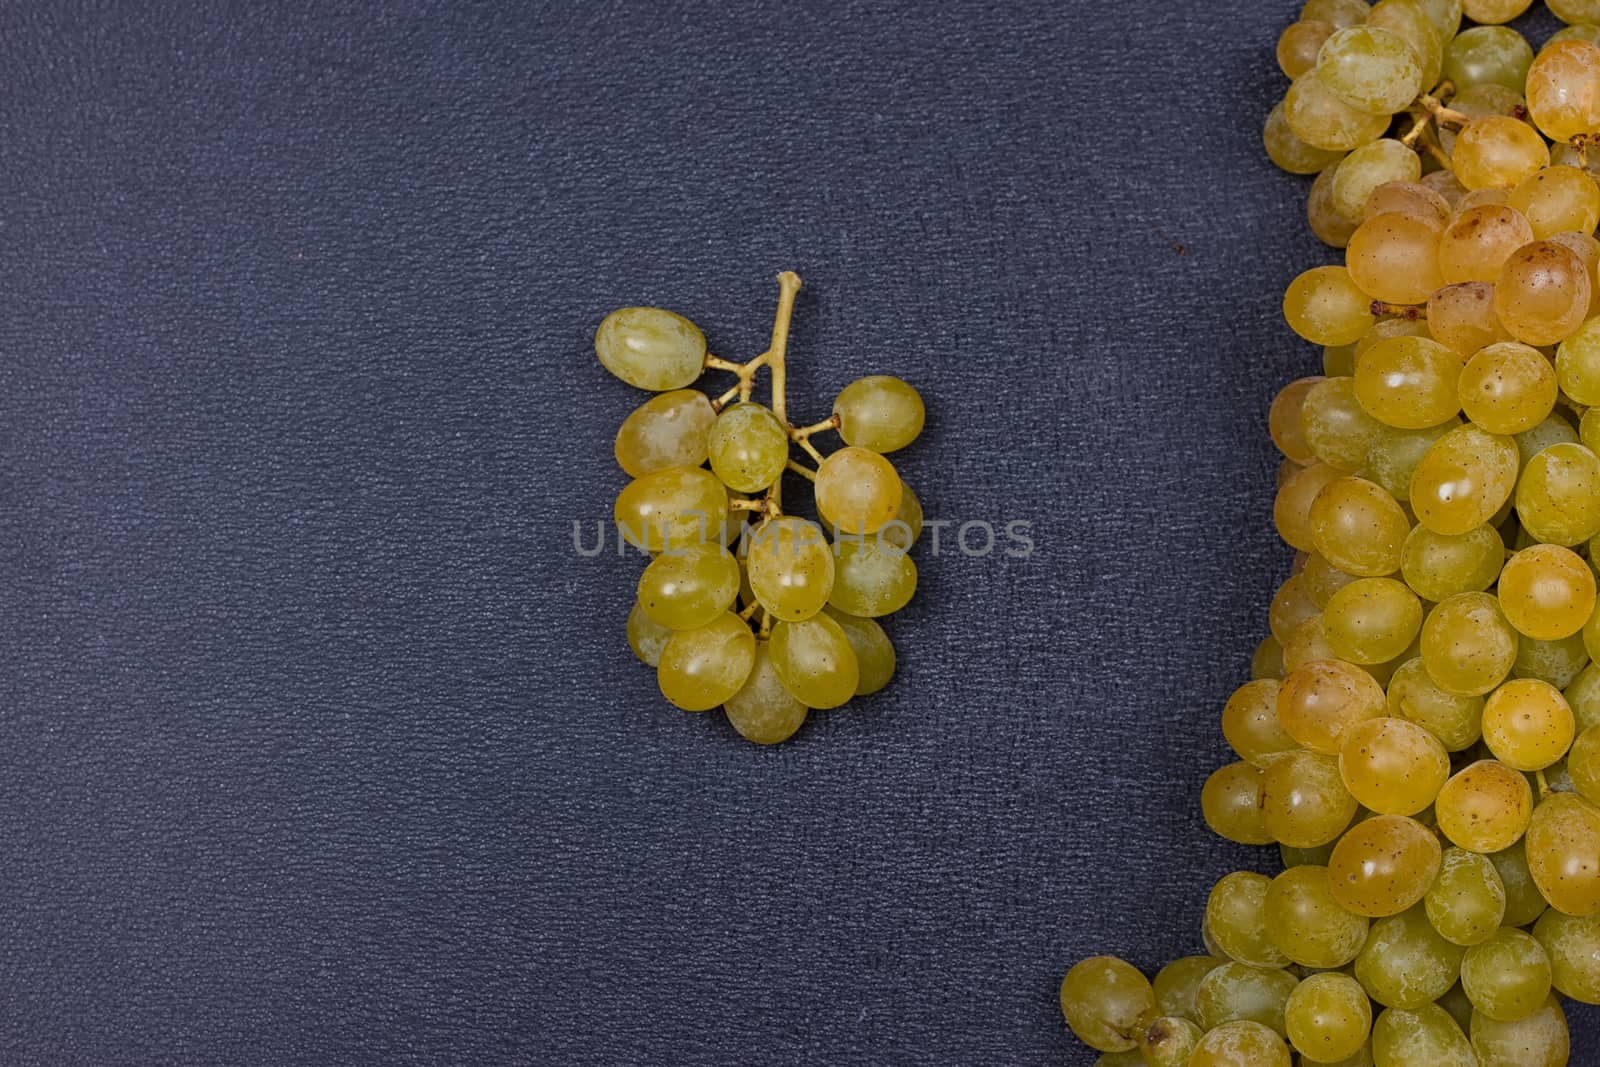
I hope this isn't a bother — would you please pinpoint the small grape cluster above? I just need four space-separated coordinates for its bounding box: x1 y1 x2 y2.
596 272 925 745
1064 3 1600 1066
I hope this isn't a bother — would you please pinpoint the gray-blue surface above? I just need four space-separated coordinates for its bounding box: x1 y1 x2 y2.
0 0 1591 1063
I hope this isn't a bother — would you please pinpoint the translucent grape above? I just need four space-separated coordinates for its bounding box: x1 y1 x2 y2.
1410 425 1519 536
1152 955 1222 1023
1353 336 1461 429
1439 83 1529 155
1555 316 1600 405
1495 239 1591 346
1387 656 1485 750
1550 0 1600 20
1279 659 1388 754
814 446 901 535
1254 634 1288 680
1570 723 1600 803
746 516 835 622
1222 679 1296 767
1195 961 1297 1035
1266 101 1349 175
1285 71 1393 151
1490 838 1550 925
1281 19 1338 79
1333 140 1421 221
1284 972 1371 1064
594 306 706 391
1422 166 1470 207
1207 872 1288 967
1364 179 1451 227
827 538 916 618
1427 282 1512 357
1480 677 1575 770
1437 205 1535 285
1304 552 1362 606
1316 27 1423 114
1340 715 1449 814
769 613 859 710
1533 909 1600 1002
1272 575 1321 645
1329 813 1442 916
1270 376 1326 464
1137 1017 1201 1067
1325 579 1422 665
1368 0 1444 84
1355 903 1467 1008
1515 410 1580 466
1512 631 1589 690
627 599 673 667
832 375 924 454
1399 523 1503 602
1460 928 1552 1023
1526 39 1600 144
614 389 715 477
1436 759 1534 852
1499 544 1596 645
1444 25 1534 92
1304 378 1386 471
1059 956 1157 1054
1264 749 1362 847
1309 477 1409 577
615 466 730 552
823 608 895 696
1285 267 1379 345
1453 116 1551 191
723 641 807 744
1567 662 1600 732
879 479 922 550
1511 165 1600 239
1280 467 1349 554
657 611 757 711
1426 846 1508 946
637 542 741 630
1520 446 1600 549
1346 211 1443 305
1525 791 1600 915
1266 864 1371 967
706 402 788 493
1370 1003 1475 1065
1203 762 1276 845
1420 592 1519 697
1471 995 1570 1067
1457 341 1557 436
1188 1020 1292 1067
1547 229 1600 317
1311 161 1363 247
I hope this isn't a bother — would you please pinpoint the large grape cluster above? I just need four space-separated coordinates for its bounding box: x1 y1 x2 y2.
1063 3 1600 1065
596 272 925 744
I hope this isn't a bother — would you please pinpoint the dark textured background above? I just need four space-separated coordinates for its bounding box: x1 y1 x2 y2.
0 0 1591 1063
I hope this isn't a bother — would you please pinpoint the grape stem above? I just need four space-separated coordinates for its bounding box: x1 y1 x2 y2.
738 600 762 623
797 438 826 464
730 498 769 515
763 271 804 518
785 459 817 482
790 414 840 441
1536 769 1551 801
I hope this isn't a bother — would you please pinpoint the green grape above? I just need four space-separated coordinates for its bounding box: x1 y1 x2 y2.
1285 972 1371 1064
1309 476 1409 577
1254 634 1287 680
1437 760 1534 853
1282 840 1338 867
1489 839 1549 926
1264 749 1361 848
615 466 730 552
1410 425 1519 536
769 613 859 710
1458 342 1557 437
1558 317 1600 406
1279 659 1387 754
828 538 916 617
1398 524 1503 604
1331 139 1421 220
657 611 756 711
1221 679 1297 767
1265 101 1349 175
1414 0 1461 35
1386 657 1484 751
832 375 923 453
1444 25 1534 91
1460 928 1552 1023
814 446 901 535
1481 678 1575 771
1570 724 1600 803
723 641 807 744
1303 552 1361 607
706 402 788 493
1281 19 1338 79
595 307 706 391
1316 27 1423 115
1437 981 1475 1034
1277 463 1348 550
746 517 834 622
1420 593 1519 698
1533 909 1600 1003
822 607 894 696
1551 0 1600 20
1525 791 1600 915
1339 715 1449 815
1365 419 1458 502
1514 442 1600 546
1203 761 1275 845
1189 1020 1293 1067
1152 956 1222 1023
1353 336 1461 430
1058 956 1156 1054
1266 864 1370 967
1271 573 1321 642
1370 1003 1475 1066
1303 0 1374 27
1372 0 1445 79
1512 632 1589 690
637 542 741 631
1325 578 1422 664
1426 847 1507 946
627 598 673 667
1285 70 1392 150
1499 544 1597 642
878 479 922 550
1311 161 1363 247
1207 871 1290 968
1283 613 1338 674
614 389 716 477
1462 0 1533 20
1329 814 1442 917
1195 961 1297 1035
1354 905 1466 1008
1567 662 1600 732
1137 1015 1201 1067
1514 411 1579 466
1285 269 1378 346
1469 995 1570 1067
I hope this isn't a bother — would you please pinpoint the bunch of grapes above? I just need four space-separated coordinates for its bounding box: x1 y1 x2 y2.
1063 3 1600 1065
596 271 925 745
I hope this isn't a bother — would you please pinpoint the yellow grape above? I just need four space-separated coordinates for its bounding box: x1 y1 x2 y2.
1399 522 1504 602
1284 972 1372 1063
1353 904 1466 1008
595 306 706 391
1221 679 1297 767
1516 411 1580 465
1369 0 1444 85
1277 463 1347 551
1515 443 1600 545
1284 266 1378 345
1303 0 1375 28
1495 239 1591 346
1137 1016 1202 1067
746 516 835 622
1309 476 1409 576
1453 116 1550 191
1525 791 1600 916
1264 749 1361 848
1533 908 1600 1003
1426 846 1508 946
637 542 741 630
1187 1021 1292 1067
1364 179 1451 227
1324 578 1422 664
707 402 789 493
823 608 895 696
1254 634 1287 680
627 598 673 667
1469 995 1570 1067
1510 165 1600 238
723 641 807 744
1310 162 1362 247
1266 864 1371 967
1332 139 1421 220
1195 962 1297 1037
1437 204 1534 285
1303 552 1362 606
1462 0 1534 22
1339 715 1449 815
1059 956 1157 1054
1460 927 1553 1022
1427 282 1513 357
1265 102 1348 175
1316 27 1425 115
1526 39 1600 144
1328 813 1442 916
1492 838 1551 926
1279 659 1387 754
768 613 859 710
832 375 924 454
1269 376 1326 464
828 538 916 618
1303 377 1386 471
1271 574 1321 643
1285 71 1392 151
1555 315 1600 404
1387 656 1486 750
1371 1003 1475 1064
1481 678 1575 771
1512 631 1589 690
1352 335 1461 428
1457 341 1557 435
1569 723 1600 804
615 466 730 552
1207 871 1289 967
1420 592 1519 697
1409 424 1518 535
657 611 756 711
614 388 715 477
1280 19 1338 79
1345 211 1443 304
1436 759 1534 852
1445 24 1534 92
1497 543 1596 640
1202 762 1276 845
814 446 901 535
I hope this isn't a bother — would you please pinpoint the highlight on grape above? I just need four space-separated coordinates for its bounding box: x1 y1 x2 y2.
1062 3 1600 1065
